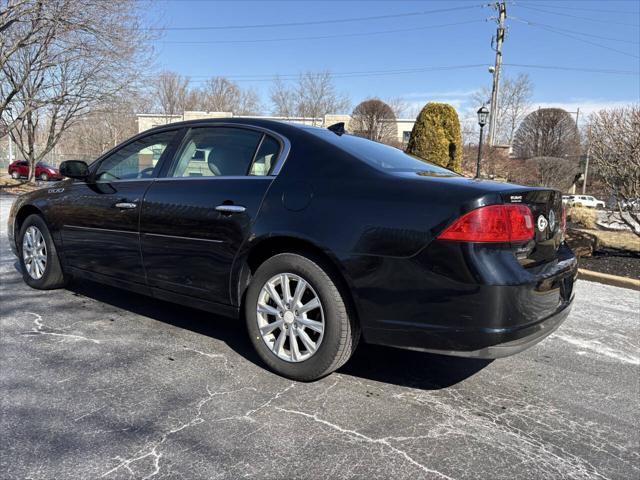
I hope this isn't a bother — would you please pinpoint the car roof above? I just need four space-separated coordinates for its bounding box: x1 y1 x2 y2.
142 117 313 138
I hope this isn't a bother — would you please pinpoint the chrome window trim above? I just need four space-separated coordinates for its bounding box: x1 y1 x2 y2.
71 122 291 185
152 175 273 182
163 123 291 178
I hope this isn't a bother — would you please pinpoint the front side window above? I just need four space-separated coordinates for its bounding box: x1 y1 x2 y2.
170 127 264 178
95 130 176 182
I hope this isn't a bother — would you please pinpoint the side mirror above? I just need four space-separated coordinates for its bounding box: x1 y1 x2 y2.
59 160 89 180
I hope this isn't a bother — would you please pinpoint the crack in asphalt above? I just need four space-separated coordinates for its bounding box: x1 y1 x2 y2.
24 312 101 344
275 406 457 479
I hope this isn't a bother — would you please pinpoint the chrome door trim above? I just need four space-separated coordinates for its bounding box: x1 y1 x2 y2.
142 232 224 243
63 225 138 235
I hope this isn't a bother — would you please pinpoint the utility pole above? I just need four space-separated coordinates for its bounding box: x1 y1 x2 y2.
582 125 591 194
487 1 506 147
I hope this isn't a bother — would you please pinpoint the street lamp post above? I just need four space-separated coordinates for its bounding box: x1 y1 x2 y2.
476 105 489 179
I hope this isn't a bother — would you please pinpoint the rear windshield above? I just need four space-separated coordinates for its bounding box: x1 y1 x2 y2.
306 129 458 176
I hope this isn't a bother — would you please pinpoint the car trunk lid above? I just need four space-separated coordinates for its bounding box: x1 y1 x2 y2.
501 189 564 266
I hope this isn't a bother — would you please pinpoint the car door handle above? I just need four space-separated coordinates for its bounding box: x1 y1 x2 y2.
114 202 137 209
215 205 246 214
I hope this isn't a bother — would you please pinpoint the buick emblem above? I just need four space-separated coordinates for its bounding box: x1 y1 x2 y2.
537 215 548 232
548 210 556 231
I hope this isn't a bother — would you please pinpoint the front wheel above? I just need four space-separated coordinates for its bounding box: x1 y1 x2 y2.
40 173 49 181
245 253 359 381
18 214 69 289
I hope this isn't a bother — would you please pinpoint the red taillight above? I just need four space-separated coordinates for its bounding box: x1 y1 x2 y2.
437 204 534 243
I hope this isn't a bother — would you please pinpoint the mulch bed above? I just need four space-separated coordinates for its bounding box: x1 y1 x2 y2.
578 251 640 280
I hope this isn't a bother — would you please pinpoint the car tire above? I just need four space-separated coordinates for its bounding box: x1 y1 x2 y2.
40 173 49 181
18 214 69 290
245 252 360 381
11 171 19 179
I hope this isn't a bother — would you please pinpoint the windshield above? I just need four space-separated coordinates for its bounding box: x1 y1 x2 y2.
306 129 458 176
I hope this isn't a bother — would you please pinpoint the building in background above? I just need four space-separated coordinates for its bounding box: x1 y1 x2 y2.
137 111 416 147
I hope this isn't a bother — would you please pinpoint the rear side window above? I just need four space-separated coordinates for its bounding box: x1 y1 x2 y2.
305 129 458 176
170 127 262 177
249 135 280 176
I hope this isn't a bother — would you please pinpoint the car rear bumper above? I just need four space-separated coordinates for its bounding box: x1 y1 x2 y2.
384 297 572 359
351 243 578 358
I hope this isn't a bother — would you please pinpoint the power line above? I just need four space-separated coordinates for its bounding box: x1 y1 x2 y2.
516 4 640 28
503 63 638 75
158 19 484 44
510 17 638 44
513 17 640 59
514 1 640 15
145 4 482 30
182 65 488 82
144 63 638 84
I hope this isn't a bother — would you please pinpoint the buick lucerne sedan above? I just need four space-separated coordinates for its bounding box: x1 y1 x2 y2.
7 118 577 380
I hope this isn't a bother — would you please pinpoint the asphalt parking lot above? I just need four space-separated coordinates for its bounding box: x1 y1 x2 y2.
1 193 638 480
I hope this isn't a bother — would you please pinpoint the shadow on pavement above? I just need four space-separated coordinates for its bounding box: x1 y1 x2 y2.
16 275 492 391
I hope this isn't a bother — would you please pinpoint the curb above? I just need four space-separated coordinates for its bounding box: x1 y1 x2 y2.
578 269 640 291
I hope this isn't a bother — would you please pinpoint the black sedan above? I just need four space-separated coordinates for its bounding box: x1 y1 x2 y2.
7 118 577 380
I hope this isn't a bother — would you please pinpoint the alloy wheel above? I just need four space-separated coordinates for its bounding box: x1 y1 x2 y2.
256 272 325 362
22 225 47 280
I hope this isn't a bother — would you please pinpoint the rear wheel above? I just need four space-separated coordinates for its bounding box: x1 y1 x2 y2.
11 171 19 179
245 253 359 381
18 214 68 289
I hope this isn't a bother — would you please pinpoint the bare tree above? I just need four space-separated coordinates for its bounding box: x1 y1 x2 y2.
588 105 640 235
201 76 261 115
153 71 191 118
269 71 350 124
526 156 579 190
512 108 581 160
270 76 297 118
3 0 153 182
473 73 533 146
1 0 59 134
183 88 205 111
350 98 397 144
296 71 350 123
56 97 143 161
387 97 409 118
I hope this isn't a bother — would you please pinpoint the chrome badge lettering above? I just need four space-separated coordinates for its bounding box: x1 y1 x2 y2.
48 188 65 194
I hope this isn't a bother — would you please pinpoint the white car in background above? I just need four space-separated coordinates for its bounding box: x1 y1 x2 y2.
563 195 606 209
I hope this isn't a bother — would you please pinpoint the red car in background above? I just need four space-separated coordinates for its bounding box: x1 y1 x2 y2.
8 161 62 181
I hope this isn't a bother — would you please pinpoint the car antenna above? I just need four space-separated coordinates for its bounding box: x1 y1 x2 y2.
327 122 345 136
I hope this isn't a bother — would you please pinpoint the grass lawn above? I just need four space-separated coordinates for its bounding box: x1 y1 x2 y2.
581 229 640 253
0 175 41 195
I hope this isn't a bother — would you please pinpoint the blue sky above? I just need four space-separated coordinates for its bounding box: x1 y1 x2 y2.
144 0 640 123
